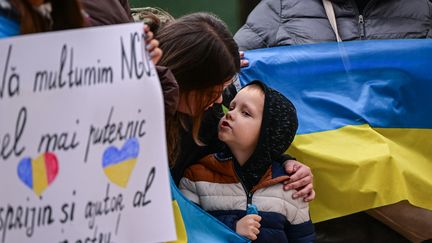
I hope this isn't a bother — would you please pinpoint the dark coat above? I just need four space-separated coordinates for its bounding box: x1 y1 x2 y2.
234 0 432 50
156 66 179 117
180 156 315 243
80 0 134 26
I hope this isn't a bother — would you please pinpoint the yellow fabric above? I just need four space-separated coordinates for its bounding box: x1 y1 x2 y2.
287 124 432 222
32 154 48 196
167 200 188 243
103 159 137 188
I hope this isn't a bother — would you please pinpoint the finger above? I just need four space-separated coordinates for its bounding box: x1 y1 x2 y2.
286 176 312 191
251 226 260 235
293 163 301 172
151 48 162 58
284 160 296 174
303 189 316 202
239 51 244 58
293 183 313 199
144 24 149 32
287 166 311 183
151 48 163 64
248 233 258 241
284 175 311 191
252 221 261 228
252 215 262 221
240 59 249 67
147 39 159 52
145 31 154 42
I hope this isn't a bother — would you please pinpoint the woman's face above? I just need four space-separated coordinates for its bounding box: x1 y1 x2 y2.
29 0 46 6
177 78 233 116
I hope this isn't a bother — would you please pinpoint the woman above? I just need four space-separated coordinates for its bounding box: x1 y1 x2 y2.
154 12 314 201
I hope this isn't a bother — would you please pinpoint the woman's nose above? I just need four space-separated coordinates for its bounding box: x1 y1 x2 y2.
214 95 223 104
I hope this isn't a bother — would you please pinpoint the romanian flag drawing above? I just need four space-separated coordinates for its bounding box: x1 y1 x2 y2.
239 39 432 223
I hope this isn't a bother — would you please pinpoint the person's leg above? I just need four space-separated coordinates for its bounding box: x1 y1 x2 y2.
314 212 409 243
367 201 432 243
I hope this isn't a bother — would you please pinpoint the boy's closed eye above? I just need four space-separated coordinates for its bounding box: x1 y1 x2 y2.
242 110 251 117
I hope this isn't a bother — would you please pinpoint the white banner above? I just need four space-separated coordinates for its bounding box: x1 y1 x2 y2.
0 23 176 243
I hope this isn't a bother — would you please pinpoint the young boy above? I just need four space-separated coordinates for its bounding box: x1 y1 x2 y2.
179 81 315 242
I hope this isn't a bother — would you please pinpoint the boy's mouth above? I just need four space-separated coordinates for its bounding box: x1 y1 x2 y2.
220 120 231 129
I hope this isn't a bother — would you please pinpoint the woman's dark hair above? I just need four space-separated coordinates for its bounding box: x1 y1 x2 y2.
156 12 240 166
131 7 175 35
51 0 85 31
11 0 84 34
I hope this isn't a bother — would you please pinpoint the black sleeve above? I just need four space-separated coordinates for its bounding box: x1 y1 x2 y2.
285 220 315 243
276 153 296 164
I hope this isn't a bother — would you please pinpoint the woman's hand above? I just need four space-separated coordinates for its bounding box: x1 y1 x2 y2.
283 160 315 202
239 51 249 68
144 25 163 65
236 214 261 240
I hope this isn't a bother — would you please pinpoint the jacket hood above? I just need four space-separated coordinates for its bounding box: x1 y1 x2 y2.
234 80 298 190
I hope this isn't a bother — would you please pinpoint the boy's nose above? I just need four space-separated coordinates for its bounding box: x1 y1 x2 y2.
226 111 233 120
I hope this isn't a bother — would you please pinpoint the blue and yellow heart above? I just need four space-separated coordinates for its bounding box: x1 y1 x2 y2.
102 138 139 188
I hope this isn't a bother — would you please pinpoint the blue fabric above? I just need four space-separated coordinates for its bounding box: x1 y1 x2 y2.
0 15 19 38
209 211 239 231
170 175 249 243
239 39 432 134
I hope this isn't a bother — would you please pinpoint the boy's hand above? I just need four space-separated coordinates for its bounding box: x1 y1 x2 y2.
283 160 315 202
236 214 261 240
144 25 163 65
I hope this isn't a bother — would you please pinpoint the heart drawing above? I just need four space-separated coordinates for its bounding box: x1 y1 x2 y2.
17 152 59 197
102 138 140 188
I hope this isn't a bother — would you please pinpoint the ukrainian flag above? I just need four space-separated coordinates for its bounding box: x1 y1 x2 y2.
0 15 19 38
239 39 432 222
169 176 249 243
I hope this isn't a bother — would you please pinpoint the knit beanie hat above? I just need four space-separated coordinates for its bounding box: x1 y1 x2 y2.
131 7 174 34
235 80 298 190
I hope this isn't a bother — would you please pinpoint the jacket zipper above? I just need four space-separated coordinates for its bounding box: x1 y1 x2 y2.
358 15 365 39
232 163 255 210
353 0 377 40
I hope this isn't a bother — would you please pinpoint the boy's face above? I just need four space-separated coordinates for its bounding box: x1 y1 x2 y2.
218 85 264 152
